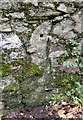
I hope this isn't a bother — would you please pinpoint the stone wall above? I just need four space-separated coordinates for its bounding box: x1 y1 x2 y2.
0 0 83 111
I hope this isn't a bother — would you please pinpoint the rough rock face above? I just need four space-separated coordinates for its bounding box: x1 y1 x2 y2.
53 19 76 39
28 21 51 66
0 0 83 111
0 34 22 49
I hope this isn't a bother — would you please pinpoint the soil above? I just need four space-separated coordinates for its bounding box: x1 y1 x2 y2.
1 100 83 120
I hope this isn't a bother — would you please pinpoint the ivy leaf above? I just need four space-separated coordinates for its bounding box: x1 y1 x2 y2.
69 39 78 46
79 63 83 68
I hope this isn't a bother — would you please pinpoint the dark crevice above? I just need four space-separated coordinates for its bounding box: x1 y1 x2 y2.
16 32 32 62
40 34 43 37
45 22 54 76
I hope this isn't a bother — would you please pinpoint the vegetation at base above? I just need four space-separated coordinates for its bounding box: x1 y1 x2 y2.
2 34 83 113
56 73 80 90
2 59 44 109
45 72 80 92
66 82 83 105
58 38 82 69
47 38 83 106
50 81 83 106
2 82 20 111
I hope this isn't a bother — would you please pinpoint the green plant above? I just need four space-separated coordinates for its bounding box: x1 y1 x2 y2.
59 38 81 67
64 50 69 57
62 39 82 69
66 82 83 105
63 61 78 68
47 92 68 106
1 63 11 77
69 39 78 46
46 81 83 106
3 83 18 92
13 60 43 83
71 47 80 56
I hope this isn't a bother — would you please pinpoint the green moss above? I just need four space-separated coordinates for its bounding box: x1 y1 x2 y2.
1 63 11 77
2 82 20 111
0 70 2 77
55 73 80 91
13 60 44 82
3 83 18 92
0 53 6 62
73 2 80 8
28 31 32 38
45 73 80 93
6 8 15 13
27 63 43 76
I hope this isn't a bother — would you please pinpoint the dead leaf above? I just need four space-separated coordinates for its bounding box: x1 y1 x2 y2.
66 112 75 118
58 109 66 118
60 114 67 118
69 106 79 113
61 101 68 106
47 111 53 116
52 105 58 111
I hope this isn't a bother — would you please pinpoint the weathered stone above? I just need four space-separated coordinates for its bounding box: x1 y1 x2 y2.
28 21 51 66
11 20 29 33
23 0 82 2
53 19 76 39
6 12 25 19
57 3 76 13
10 51 24 60
22 0 38 6
63 31 77 39
52 0 82 2
21 76 46 106
0 0 20 10
49 45 64 67
0 22 12 32
0 33 22 49
77 39 83 52
53 16 63 21
0 101 3 110
42 2 55 9
0 17 9 22
72 11 82 33
29 9 61 17
49 36 59 44
57 3 68 13
49 51 64 58
0 1 12 10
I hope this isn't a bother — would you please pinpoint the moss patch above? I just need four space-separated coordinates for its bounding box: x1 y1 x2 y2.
1 63 11 77
2 82 20 111
55 73 80 91
13 59 44 82
3 83 18 93
45 73 80 93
